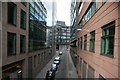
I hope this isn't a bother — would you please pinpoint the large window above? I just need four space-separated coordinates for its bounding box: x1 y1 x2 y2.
7 2 17 25
85 1 98 22
101 22 115 57
20 35 26 53
87 65 95 79
7 32 16 56
20 9 26 29
90 31 95 52
29 3 47 52
84 35 87 50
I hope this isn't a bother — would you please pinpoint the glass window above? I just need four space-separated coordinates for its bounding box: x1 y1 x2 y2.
90 31 95 52
87 65 95 79
85 1 98 22
84 35 87 50
20 9 26 29
7 2 17 25
101 22 115 57
20 35 26 53
30 5 34 15
7 32 16 56
91 2 96 16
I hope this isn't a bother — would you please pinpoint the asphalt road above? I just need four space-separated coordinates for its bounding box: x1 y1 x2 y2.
55 50 69 78
35 49 78 79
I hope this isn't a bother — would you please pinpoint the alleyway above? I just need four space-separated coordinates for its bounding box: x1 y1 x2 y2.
35 49 78 79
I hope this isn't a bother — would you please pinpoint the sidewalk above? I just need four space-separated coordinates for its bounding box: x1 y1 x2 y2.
67 50 78 78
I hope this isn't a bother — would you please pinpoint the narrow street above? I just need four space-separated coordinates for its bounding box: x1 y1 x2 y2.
35 49 78 79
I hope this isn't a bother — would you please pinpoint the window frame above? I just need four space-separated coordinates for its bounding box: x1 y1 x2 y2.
7 32 16 56
89 31 95 52
20 9 26 30
20 35 26 53
100 21 115 58
7 2 17 26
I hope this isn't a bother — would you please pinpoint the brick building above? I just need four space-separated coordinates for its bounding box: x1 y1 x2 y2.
70 0 120 78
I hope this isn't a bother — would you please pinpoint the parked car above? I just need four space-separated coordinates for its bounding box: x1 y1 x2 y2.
59 51 62 55
51 64 58 71
45 70 55 80
54 56 60 65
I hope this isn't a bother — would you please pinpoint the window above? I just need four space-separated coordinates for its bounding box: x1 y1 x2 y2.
7 2 17 25
91 2 97 16
85 1 98 22
20 35 26 53
29 2 47 52
84 35 87 50
7 32 16 56
90 31 95 52
101 22 115 57
20 9 26 29
87 65 95 79
79 37 82 49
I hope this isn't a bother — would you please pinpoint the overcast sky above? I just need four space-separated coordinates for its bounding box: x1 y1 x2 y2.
56 0 71 26
42 0 71 26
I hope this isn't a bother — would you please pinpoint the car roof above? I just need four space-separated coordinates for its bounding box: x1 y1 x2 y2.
52 64 57 66
55 56 60 59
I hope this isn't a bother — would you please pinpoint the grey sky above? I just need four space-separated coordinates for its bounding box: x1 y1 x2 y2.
42 0 71 26
56 0 71 26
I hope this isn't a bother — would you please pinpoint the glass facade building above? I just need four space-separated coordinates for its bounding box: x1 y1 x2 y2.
55 21 70 50
29 1 47 51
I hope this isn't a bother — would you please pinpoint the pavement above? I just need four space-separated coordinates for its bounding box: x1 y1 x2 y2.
35 49 78 79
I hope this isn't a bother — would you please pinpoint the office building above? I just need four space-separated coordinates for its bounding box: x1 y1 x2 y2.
70 1 120 78
55 21 70 50
1 1 52 79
